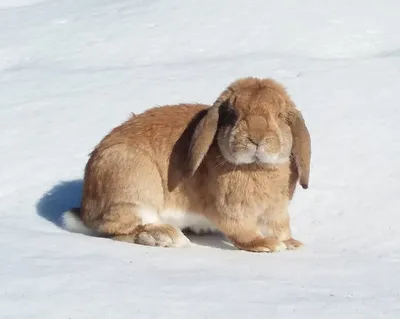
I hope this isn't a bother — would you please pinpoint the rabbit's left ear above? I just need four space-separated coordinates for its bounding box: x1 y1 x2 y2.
185 103 220 177
288 108 311 189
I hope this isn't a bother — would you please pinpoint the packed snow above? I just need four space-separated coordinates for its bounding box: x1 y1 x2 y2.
1 0 400 318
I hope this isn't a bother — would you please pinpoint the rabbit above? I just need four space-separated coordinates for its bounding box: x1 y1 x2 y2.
62 77 311 252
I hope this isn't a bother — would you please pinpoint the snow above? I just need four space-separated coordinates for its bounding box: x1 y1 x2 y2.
1 0 400 318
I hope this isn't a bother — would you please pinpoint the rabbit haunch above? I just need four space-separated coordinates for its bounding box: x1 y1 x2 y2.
62 77 311 252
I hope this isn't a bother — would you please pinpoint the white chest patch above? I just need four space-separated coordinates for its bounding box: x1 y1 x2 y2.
138 207 218 234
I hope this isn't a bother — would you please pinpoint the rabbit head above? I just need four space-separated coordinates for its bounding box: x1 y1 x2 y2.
187 77 311 189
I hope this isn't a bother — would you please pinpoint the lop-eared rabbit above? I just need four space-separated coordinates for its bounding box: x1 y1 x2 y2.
63 77 311 252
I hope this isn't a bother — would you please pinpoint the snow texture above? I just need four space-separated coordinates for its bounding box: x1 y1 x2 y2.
1 0 400 318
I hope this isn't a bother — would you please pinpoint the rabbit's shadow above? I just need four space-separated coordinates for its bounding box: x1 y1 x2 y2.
36 179 83 228
36 180 235 251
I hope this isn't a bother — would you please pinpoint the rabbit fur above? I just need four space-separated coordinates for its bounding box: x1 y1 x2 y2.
63 77 311 252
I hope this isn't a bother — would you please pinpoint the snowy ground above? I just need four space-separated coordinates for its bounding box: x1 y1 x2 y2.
1 0 400 318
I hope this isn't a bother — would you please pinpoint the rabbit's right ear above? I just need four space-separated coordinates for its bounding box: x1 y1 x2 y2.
185 103 220 177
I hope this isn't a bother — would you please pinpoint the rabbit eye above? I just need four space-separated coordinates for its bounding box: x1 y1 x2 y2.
218 100 238 127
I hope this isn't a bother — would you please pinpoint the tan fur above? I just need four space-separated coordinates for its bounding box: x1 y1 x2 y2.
70 77 311 252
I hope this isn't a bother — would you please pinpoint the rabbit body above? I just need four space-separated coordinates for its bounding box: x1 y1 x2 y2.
63 77 311 252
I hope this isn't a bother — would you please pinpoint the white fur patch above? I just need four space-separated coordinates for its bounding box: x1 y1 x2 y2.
258 152 290 165
61 210 95 236
138 207 160 224
275 241 287 252
170 229 191 248
138 207 218 234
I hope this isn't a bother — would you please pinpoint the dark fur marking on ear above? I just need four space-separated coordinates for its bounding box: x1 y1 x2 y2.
218 100 238 127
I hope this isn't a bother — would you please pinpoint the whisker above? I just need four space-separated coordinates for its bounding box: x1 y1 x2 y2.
216 160 227 168
215 155 228 169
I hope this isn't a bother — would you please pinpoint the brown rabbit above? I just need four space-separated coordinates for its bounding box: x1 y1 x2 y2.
62 77 311 252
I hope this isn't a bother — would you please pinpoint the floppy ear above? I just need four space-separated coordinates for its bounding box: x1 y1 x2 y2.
185 103 220 177
288 109 311 189
288 156 299 199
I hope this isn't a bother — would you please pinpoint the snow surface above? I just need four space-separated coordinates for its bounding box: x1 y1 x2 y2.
1 0 400 318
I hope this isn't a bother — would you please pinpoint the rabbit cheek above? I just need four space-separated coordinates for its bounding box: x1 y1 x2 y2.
258 128 291 164
279 124 293 159
218 120 258 164
217 127 237 164
218 131 256 164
